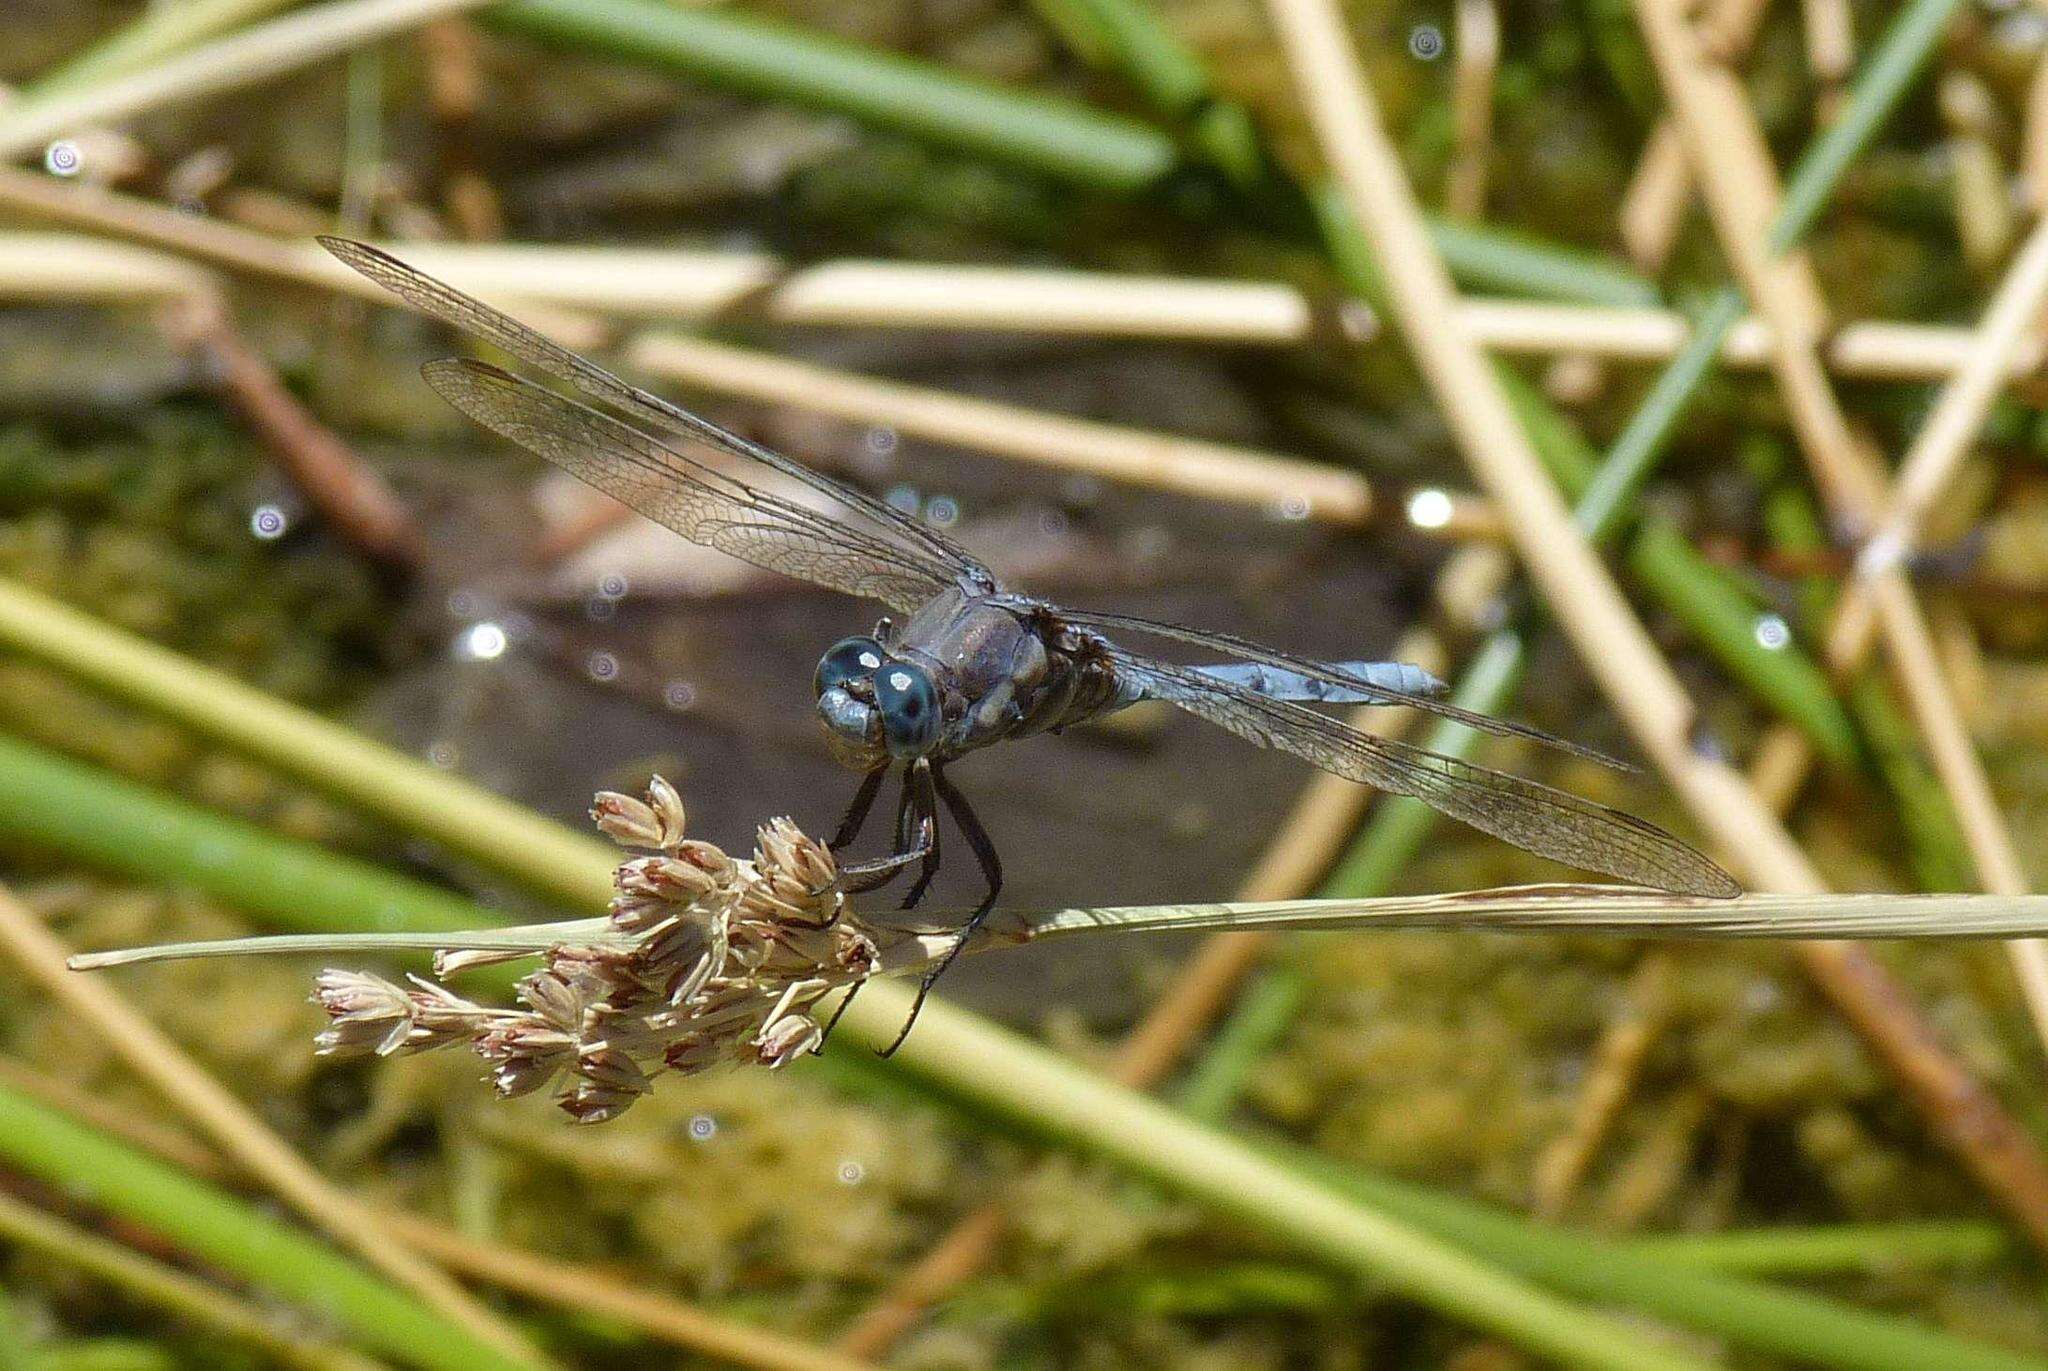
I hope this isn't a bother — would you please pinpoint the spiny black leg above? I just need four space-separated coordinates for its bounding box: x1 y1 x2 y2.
816 979 864 1049
828 767 888 852
836 766 936 893
898 760 942 910
934 765 1002 911
878 767 1002 1058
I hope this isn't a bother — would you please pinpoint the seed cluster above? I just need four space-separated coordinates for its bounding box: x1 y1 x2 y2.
312 777 879 1121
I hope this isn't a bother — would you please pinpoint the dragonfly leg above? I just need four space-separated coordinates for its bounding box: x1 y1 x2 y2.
835 763 937 894
828 767 888 852
899 761 943 910
816 978 865 1049
878 767 1002 1058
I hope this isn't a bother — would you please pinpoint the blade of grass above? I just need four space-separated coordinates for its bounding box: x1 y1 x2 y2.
1174 980 2013 1281
1271 1137 2048 1371
0 1190 388 1371
0 731 497 937
0 882 553 1369
0 1086 534 1371
0 579 618 913
484 0 1172 191
1620 1221 2008 1275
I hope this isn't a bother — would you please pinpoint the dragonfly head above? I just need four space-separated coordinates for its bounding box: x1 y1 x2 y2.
814 635 942 766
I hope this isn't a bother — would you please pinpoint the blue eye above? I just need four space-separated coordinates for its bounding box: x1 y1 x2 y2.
814 636 884 698
875 660 941 757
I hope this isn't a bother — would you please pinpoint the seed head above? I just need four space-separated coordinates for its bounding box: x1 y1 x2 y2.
311 775 886 1122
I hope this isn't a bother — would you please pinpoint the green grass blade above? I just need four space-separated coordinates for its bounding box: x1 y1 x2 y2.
486 0 1176 192
0 1088 533 1371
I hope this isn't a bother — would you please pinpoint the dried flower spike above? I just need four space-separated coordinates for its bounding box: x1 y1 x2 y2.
313 776 883 1122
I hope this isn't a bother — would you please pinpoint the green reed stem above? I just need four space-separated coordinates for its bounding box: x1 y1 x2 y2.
1621 1221 2008 1274
0 731 487 936
485 0 1175 191
33 1347 174 1371
0 1190 383 1371
1271 1138 2046 1371
0 578 616 914
1177 979 2011 1282
1168 966 1305 1123
0 1087 532 1371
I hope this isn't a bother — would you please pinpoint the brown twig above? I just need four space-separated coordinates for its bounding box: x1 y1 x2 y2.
0 884 552 1367
1635 0 2048 1065
384 1219 883 1371
159 295 426 569
1269 0 2048 1253
1531 953 1676 1219
420 17 503 242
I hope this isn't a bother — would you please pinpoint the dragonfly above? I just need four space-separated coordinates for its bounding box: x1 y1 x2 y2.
323 238 1740 1052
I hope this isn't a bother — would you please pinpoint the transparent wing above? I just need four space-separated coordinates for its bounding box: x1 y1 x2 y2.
1030 601 1625 769
425 359 955 611
1106 646 1738 898
322 236 993 595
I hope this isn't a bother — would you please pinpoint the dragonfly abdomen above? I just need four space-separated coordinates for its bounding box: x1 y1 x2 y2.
1118 659 1445 710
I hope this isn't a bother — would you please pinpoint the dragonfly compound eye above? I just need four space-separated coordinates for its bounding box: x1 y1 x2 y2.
813 635 886 699
875 660 942 757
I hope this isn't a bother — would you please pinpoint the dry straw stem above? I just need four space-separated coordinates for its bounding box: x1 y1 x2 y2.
1533 952 1676 1216
0 0 496 162
31 0 303 95
0 1053 220 1175
0 231 211 301
0 175 609 346
1632 0 2048 1046
1618 0 1770 271
0 1059 873 1371
0 187 2038 379
624 330 1401 529
1801 0 1857 99
1444 0 1500 220
4 215 2038 380
1264 0 2048 1253
0 1188 389 1371
2027 57 2048 213
0 881 554 1369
